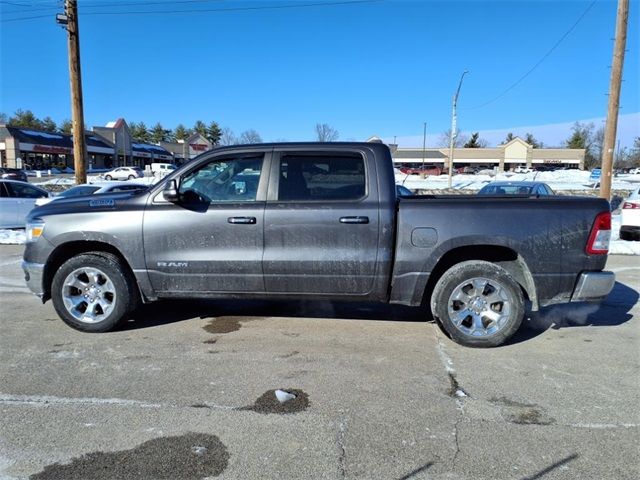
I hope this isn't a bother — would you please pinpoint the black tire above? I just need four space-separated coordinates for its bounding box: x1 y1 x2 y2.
430 260 524 348
105 174 112 180
619 230 632 241
51 252 138 332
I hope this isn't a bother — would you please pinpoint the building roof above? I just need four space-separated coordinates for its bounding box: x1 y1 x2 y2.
393 149 447 160
131 142 173 158
0 125 113 150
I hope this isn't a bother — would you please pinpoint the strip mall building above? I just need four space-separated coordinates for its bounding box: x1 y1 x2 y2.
0 118 212 170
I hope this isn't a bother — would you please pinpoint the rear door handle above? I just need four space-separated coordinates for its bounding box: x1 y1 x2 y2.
339 216 369 224
228 216 257 224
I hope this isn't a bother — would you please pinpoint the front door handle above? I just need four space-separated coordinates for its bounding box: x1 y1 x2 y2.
228 216 257 225
339 216 369 224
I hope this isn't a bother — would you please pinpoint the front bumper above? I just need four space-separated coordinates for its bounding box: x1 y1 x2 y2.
22 261 46 299
571 271 615 302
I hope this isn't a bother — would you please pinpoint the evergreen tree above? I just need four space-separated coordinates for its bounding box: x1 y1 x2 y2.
174 124 190 141
501 132 515 144
8 109 43 129
193 120 207 138
207 121 222 145
565 122 597 169
150 122 170 143
463 132 487 148
131 122 151 142
524 133 543 148
59 119 72 134
41 116 57 132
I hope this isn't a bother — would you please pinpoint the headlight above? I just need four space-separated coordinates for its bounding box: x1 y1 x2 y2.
26 219 45 243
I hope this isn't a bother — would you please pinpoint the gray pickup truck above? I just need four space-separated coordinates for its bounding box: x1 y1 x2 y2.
23 142 615 347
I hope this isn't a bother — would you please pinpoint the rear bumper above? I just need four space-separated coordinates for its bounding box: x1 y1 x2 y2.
22 261 45 299
571 271 615 302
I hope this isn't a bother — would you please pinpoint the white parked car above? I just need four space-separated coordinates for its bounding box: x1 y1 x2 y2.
0 180 51 228
35 181 148 207
513 166 533 173
620 185 640 241
103 166 144 181
629 167 640 175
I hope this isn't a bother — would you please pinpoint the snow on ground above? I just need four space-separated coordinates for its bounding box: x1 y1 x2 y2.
396 170 640 192
0 230 26 245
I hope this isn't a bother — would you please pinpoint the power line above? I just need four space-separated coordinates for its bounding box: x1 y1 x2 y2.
1 0 379 22
463 0 597 111
1 0 224 15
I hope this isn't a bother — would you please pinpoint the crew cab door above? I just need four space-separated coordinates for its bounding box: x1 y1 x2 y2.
143 151 270 294
263 148 381 296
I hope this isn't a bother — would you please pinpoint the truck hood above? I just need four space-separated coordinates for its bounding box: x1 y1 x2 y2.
28 190 150 220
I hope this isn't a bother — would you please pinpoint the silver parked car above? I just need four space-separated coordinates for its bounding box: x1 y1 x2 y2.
103 166 144 181
0 180 51 228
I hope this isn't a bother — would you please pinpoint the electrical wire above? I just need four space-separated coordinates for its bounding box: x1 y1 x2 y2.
462 0 598 111
1 0 379 22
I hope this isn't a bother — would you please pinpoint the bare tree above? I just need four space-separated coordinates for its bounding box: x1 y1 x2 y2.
219 127 237 146
315 123 339 142
239 129 262 144
438 129 469 148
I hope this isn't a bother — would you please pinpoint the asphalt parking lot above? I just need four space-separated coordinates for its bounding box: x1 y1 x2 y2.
0 244 638 480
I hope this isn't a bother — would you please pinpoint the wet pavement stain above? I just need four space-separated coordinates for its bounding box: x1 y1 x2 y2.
30 432 229 480
202 317 259 334
490 397 556 426
239 389 309 414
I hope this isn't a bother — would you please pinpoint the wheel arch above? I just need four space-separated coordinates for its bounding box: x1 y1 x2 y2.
42 241 141 303
423 245 538 311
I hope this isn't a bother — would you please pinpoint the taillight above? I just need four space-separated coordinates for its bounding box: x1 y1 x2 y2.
622 202 640 209
586 211 611 255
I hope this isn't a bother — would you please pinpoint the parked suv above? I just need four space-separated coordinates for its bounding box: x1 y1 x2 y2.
399 164 442 176
103 166 144 181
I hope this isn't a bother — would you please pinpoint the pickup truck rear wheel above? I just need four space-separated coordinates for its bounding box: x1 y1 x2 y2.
51 252 136 332
431 261 524 348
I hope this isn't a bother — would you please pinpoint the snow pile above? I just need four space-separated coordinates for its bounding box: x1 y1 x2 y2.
610 215 640 255
33 177 75 186
0 230 26 245
396 169 639 192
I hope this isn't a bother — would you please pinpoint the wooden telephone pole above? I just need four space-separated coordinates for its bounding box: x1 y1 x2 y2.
600 0 629 200
63 0 87 184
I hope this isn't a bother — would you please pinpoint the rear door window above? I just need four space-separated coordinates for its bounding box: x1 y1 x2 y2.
278 153 366 201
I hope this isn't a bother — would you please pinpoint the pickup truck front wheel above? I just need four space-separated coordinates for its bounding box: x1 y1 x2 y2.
431 261 524 348
51 252 137 332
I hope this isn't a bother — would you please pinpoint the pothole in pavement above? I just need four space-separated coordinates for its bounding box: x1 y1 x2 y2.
202 316 260 334
239 389 310 414
30 432 229 480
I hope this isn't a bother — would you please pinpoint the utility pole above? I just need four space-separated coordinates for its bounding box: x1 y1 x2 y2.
448 70 469 187
600 0 628 200
421 122 427 169
58 0 87 184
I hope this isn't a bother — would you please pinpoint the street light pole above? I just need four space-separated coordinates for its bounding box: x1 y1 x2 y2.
421 122 427 168
448 70 469 188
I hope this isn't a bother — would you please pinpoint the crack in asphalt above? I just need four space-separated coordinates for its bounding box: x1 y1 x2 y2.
336 414 348 480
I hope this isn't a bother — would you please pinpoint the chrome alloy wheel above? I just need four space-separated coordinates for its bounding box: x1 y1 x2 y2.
446 276 512 337
61 267 117 323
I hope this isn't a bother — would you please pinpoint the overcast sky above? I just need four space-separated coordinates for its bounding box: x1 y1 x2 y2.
1 0 638 147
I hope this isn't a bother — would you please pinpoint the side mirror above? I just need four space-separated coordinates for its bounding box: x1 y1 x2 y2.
163 179 179 202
